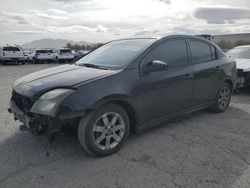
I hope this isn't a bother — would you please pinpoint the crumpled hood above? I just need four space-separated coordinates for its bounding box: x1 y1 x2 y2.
14 64 117 98
235 59 250 72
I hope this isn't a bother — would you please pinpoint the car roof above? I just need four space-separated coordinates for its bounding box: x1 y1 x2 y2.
111 35 214 44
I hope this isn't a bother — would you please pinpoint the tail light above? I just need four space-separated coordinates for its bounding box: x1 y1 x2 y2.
2 52 5 56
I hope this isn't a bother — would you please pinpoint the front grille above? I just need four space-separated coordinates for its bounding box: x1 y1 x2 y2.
11 91 33 112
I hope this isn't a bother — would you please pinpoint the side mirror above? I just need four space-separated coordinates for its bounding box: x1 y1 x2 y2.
143 60 168 74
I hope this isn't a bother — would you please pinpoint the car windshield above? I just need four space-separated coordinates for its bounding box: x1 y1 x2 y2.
76 39 155 69
227 47 250 59
60 49 71 53
3 47 20 51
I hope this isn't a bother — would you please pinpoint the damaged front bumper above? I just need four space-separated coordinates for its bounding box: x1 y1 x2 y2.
8 100 61 135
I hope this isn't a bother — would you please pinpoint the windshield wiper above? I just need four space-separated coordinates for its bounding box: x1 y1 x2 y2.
81 63 108 70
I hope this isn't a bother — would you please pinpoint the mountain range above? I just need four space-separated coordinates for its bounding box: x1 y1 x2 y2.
21 39 93 49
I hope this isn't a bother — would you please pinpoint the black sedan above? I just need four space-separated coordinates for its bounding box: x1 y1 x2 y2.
9 35 236 156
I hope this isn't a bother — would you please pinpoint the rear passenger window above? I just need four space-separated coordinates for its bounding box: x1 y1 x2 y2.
143 39 188 67
189 40 213 64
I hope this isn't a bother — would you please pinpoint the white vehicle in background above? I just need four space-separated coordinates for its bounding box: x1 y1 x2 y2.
23 49 35 63
32 49 55 64
0 46 26 65
53 48 74 63
227 45 250 88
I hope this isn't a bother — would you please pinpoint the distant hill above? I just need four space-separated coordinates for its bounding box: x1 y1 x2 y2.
21 39 92 49
213 33 250 43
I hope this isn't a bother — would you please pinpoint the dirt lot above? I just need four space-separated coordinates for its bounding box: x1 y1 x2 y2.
0 64 250 188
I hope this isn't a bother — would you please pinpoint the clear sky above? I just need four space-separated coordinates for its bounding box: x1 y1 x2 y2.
0 0 250 45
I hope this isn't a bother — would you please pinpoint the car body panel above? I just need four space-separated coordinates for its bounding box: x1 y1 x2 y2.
235 58 250 72
226 45 250 87
13 64 118 98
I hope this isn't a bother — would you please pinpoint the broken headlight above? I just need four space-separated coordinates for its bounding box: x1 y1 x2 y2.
30 89 74 116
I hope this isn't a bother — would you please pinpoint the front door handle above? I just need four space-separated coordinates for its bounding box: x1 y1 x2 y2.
184 74 194 79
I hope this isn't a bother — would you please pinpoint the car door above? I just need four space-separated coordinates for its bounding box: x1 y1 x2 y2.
137 38 194 123
188 39 225 105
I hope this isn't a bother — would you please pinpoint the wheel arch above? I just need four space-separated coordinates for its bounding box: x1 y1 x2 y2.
213 77 234 99
90 94 137 133
224 78 234 91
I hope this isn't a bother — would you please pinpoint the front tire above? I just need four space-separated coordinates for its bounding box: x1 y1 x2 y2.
78 104 130 157
210 82 232 113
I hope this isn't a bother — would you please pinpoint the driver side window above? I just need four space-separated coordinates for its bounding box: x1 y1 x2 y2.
142 39 189 68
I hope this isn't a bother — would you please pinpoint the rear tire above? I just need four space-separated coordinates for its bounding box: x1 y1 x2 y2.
209 82 232 113
78 104 130 157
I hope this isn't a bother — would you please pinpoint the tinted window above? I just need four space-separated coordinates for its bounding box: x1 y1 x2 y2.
189 40 213 64
60 49 71 53
143 39 188 67
77 39 155 69
36 50 53 53
3 47 20 51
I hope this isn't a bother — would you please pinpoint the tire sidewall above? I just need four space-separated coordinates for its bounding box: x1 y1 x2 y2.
79 104 130 156
215 82 232 112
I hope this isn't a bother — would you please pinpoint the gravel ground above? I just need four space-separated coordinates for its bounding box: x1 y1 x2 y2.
1 64 250 188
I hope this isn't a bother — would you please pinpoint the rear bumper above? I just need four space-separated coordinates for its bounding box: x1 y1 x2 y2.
33 58 54 63
1 57 25 62
58 56 74 60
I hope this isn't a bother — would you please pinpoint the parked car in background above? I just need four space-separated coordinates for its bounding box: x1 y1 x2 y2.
74 50 90 61
227 45 250 88
31 49 55 64
9 35 236 157
23 49 35 63
222 49 229 53
23 50 29 63
0 46 26 65
53 48 74 63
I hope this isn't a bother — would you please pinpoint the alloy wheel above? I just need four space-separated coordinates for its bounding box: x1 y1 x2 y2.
218 86 230 109
92 112 125 150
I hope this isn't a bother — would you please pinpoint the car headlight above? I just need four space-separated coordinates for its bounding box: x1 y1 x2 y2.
30 89 74 116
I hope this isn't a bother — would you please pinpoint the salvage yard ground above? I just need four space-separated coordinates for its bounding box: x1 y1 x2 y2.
1 64 250 188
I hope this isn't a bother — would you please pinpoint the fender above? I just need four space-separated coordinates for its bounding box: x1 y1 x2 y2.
90 94 133 110
58 94 137 121
213 76 235 99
